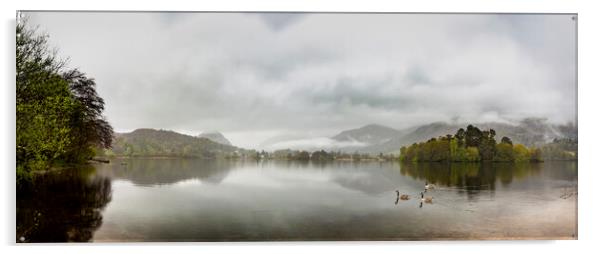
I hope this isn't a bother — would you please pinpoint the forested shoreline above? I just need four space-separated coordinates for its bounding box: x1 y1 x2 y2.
16 21 113 183
400 125 577 163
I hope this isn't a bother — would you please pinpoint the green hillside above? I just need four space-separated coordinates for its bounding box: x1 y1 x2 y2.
108 129 247 159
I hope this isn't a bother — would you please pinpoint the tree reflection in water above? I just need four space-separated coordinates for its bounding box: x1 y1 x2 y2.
16 166 112 242
399 162 544 199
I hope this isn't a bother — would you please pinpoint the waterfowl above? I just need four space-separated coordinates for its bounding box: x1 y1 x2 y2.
420 192 433 203
424 182 435 190
395 190 410 200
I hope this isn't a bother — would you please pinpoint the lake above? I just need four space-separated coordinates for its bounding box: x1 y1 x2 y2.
16 159 577 242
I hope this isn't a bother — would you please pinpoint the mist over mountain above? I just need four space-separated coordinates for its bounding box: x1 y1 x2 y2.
198 131 232 146
360 118 577 154
331 124 403 145
108 118 576 156
261 118 577 154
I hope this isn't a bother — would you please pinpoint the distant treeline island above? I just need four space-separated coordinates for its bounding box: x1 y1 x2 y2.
400 125 577 163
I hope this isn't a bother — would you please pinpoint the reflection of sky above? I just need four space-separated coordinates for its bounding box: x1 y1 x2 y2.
92 161 577 241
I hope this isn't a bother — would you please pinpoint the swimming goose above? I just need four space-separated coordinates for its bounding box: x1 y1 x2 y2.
420 192 433 203
395 190 410 200
424 182 435 192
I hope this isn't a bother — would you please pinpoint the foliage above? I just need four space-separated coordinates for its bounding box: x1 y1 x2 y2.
16 20 113 182
540 138 577 161
501 136 513 145
512 144 530 162
400 125 546 163
311 150 334 161
61 70 114 159
271 149 396 162
464 124 482 147
478 130 497 161
493 143 514 162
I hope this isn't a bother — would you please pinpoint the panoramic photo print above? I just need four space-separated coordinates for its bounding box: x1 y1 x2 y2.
16 12 577 242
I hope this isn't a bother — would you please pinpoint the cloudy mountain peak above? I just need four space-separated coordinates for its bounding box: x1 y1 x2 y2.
332 124 401 145
198 132 232 146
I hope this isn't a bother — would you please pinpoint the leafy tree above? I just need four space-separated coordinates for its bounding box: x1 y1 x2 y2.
465 125 482 147
17 21 73 179
513 144 531 162
464 147 481 162
16 20 113 182
297 151 310 161
454 128 466 147
62 70 114 161
501 136 513 145
400 125 541 163
530 147 543 162
17 96 77 179
494 143 514 162
311 150 334 161
449 138 459 161
431 137 451 162
478 130 497 161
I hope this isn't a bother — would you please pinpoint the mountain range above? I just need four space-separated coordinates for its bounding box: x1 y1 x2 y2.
263 118 577 154
108 118 577 157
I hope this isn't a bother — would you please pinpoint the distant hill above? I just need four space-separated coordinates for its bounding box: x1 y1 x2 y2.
360 122 459 153
257 119 576 154
198 131 232 146
359 118 577 154
331 124 402 145
110 129 243 158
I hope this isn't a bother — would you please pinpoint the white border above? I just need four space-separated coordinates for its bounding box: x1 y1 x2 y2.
2 1 601 254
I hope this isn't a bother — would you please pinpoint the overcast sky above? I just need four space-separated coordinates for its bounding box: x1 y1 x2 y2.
26 12 577 149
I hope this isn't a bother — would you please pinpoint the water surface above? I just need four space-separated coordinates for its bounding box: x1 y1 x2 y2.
17 159 577 241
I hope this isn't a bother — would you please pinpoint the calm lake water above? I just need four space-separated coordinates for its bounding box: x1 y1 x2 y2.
16 159 577 242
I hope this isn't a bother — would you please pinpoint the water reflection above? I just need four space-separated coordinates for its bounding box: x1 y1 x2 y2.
16 166 112 242
329 162 411 195
16 160 577 242
399 162 576 200
401 162 531 196
95 158 237 186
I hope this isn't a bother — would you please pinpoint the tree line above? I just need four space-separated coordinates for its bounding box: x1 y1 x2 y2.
16 20 113 183
267 149 398 162
400 125 544 163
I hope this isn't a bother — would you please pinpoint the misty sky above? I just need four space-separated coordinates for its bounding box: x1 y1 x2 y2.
26 12 577 149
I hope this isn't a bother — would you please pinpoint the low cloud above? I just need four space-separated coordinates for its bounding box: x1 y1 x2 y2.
267 137 368 151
